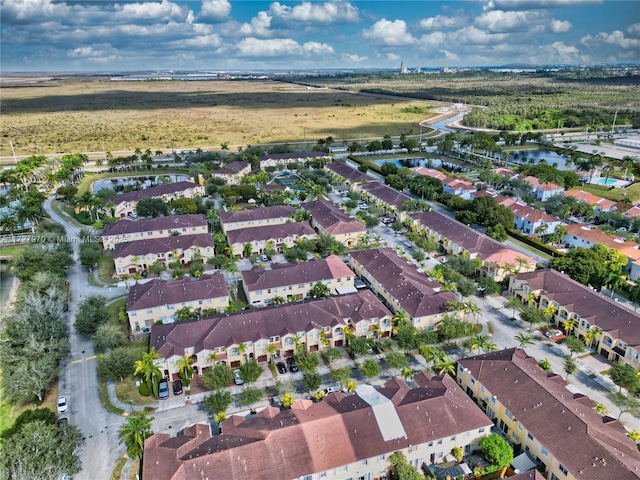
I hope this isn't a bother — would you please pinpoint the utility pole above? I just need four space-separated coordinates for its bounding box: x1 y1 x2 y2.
10 140 17 164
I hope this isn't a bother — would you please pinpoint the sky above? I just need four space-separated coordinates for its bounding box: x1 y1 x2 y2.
1 0 639 72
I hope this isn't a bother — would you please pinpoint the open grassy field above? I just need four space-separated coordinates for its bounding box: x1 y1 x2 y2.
1 79 438 157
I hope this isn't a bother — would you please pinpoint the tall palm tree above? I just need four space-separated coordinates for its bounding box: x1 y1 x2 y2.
469 334 490 354
391 310 409 335
604 266 627 298
464 301 481 323
433 354 456 376
583 327 600 352
629 282 640 311
524 291 540 306
542 303 557 327
134 347 163 398
266 344 279 362
562 317 578 335
176 354 195 383
515 332 534 349
118 412 154 459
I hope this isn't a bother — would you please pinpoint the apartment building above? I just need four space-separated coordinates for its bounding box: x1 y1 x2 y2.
258 151 331 169
458 348 640 480
151 290 392 374
108 180 205 218
507 202 564 236
101 214 208 250
410 210 537 281
509 269 640 371
219 205 295 233
356 180 412 221
226 221 316 257
564 189 620 215
143 373 492 480
210 161 251 185
325 161 369 186
126 273 229 334
349 248 458 329
242 255 355 306
113 233 214 276
303 199 366 247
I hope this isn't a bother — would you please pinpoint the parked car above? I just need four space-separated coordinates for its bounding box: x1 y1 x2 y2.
323 385 340 395
172 379 183 395
158 379 169 399
260 254 269 262
63 303 69 312
286 357 299 373
276 362 287 374
57 395 68 414
234 369 244 385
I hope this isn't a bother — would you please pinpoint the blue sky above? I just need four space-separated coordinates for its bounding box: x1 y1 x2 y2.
2 0 638 72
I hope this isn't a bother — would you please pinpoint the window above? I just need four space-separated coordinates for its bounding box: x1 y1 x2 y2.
334 465 347 474
505 410 513 420
542 447 549 456
146 308 153 314
428 442 433 447
378 454 386 461
270 336 280 343
361 459 368 466
256 290 262 296
437 439 443 446
130 311 137 317
528 432 534 441
479 428 486 434
558 464 568 475
167 304 175 310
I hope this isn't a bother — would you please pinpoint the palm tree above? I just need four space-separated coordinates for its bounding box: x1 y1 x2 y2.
469 334 490 354
391 310 409 335
237 342 248 362
433 355 456 376
524 291 539 306
604 266 627 298
583 327 600 352
629 282 640 311
271 296 286 305
562 317 578 335
601 164 615 185
119 412 154 459
75 191 96 222
542 303 557 327
464 301 481 324
134 347 163 398
401 367 413 381
176 354 195 383
208 351 218 365
515 332 534 349
266 344 279 362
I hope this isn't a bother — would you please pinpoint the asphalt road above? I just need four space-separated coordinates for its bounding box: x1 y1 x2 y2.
45 196 129 480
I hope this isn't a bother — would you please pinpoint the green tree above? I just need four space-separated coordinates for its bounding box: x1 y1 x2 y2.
92 323 127 353
136 197 169 217
486 223 508 241
97 347 137 382
79 241 102 268
608 392 640 420
321 347 343 366
118 412 154 459
433 354 456 376
564 355 577 380
520 304 545 332
359 358 381 382
176 354 195 385
238 359 263 384
388 451 423 480
564 336 586 358
330 366 352 388
148 261 166 277
538 358 552 373
608 363 640 393
294 351 320 372
480 433 514 468
310 281 331 299
243 242 253 258
384 351 409 377
0 418 83 480
202 363 234 390
515 332 534 349
302 371 322 392
505 296 523 320
74 295 109 335
203 390 233 414
346 336 370 359
133 347 163 398
238 387 264 410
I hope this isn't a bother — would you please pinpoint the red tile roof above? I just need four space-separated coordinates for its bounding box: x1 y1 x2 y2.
150 291 392 358
513 269 640 348
241 255 354 292
219 205 295 225
127 273 229 311
226 221 316 245
563 224 640 261
303 199 366 235
114 233 214 258
108 181 202 205
102 214 207 237
349 247 455 318
142 375 491 480
458 349 640 480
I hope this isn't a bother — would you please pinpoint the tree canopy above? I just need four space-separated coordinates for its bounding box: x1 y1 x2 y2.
480 433 514 468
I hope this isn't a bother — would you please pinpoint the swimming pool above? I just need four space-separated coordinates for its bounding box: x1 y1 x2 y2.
597 178 618 186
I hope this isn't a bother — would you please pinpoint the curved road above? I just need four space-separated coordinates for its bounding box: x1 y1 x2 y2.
44 196 128 480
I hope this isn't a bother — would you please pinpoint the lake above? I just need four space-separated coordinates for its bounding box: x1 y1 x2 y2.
92 174 189 194
504 149 570 170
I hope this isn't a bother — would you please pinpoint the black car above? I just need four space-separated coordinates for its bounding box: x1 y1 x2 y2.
63 303 69 312
276 362 287 374
172 379 183 395
286 357 299 373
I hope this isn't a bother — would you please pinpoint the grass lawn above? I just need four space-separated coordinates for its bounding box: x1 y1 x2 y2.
577 182 640 204
2 79 437 157
98 254 117 283
0 381 59 435
507 236 553 261
0 244 27 256
115 377 158 406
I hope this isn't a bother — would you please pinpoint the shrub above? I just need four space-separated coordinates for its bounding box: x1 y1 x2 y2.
138 382 151 397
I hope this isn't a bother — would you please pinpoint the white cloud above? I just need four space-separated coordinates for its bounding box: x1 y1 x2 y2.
169 34 222 49
418 32 446 49
235 37 334 58
483 0 602 11
199 0 231 22
419 15 466 31
342 53 368 62
385 52 400 62
549 19 571 33
362 19 416 46
627 23 640 37
115 0 190 23
582 30 640 51
441 50 460 61
453 26 508 45
237 11 273 37
269 1 359 24
475 10 550 33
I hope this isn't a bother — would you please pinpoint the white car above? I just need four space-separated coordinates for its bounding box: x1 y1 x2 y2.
57 395 68 414
234 369 244 385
